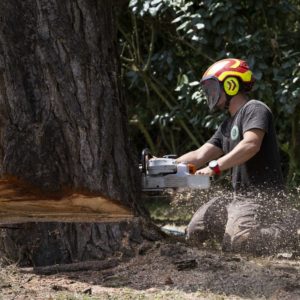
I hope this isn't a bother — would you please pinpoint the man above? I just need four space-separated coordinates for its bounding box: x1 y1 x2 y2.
177 58 299 254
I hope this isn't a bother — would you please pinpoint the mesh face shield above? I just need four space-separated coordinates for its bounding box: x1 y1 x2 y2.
200 78 221 111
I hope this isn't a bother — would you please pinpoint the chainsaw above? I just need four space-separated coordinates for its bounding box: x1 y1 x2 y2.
140 149 210 192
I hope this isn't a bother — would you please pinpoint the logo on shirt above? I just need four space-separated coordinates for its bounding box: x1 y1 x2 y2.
231 125 239 141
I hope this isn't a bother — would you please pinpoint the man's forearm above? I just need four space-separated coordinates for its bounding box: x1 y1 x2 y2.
177 143 223 169
176 150 204 168
196 129 265 176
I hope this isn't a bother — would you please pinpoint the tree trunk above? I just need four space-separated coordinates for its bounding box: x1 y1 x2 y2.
0 0 150 266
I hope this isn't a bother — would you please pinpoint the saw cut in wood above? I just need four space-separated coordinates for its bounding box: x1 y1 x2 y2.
0 177 133 224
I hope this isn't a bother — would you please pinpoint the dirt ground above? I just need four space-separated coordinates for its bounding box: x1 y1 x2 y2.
1 239 300 300
1 189 299 300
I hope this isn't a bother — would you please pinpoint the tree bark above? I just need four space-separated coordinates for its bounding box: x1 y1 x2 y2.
0 0 139 202
0 0 148 265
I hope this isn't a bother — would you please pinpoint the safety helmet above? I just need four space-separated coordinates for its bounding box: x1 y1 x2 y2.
200 58 255 111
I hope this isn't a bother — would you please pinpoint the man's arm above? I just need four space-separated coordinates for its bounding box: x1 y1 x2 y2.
197 129 265 175
176 143 224 169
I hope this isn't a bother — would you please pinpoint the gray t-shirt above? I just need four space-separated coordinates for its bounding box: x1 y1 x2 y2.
207 100 284 192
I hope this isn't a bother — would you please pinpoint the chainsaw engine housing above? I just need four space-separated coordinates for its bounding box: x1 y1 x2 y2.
140 150 210 192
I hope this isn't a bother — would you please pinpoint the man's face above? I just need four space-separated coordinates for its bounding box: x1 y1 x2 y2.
215 90 227 110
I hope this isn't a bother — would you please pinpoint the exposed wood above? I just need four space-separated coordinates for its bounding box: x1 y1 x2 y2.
0 178 133 224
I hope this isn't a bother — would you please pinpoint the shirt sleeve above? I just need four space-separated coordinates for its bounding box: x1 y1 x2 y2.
241 102 271 134
207 125 223 149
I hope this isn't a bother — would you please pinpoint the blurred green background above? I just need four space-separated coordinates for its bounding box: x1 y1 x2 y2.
117 0 300 191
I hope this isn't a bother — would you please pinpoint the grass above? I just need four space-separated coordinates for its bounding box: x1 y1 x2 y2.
141 195 193 224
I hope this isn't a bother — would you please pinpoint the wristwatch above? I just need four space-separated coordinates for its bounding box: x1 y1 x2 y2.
208 160 221 175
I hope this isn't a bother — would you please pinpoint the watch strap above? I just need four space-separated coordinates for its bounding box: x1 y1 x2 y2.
209 161 221 175
212 164 221 175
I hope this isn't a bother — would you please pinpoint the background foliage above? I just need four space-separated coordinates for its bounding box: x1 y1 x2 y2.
117 0 300 187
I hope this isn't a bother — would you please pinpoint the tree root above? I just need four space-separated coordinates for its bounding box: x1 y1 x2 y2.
21 258 120 275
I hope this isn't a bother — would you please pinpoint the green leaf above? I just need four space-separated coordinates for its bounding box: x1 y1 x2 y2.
172 15 185 23
129 0 138 8
192 91 201 99
195 23 205 30
180 74 189 85
176 20 191 31
189 81 200 86
151 0 162 5
149 4 163 16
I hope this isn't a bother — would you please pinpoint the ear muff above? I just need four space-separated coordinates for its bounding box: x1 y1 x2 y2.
223 77 239 96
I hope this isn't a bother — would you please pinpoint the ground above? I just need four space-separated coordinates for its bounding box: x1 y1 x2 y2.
1 239 300 300
1 190 299 300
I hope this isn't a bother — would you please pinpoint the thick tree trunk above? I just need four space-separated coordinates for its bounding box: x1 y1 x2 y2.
0 218 162 266
0 0 148 265
0 0 139 203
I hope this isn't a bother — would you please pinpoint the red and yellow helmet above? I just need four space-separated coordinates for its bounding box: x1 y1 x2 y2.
202 58 254 87
200 58 254 111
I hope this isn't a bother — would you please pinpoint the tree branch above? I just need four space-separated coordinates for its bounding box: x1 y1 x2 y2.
143 23 155 72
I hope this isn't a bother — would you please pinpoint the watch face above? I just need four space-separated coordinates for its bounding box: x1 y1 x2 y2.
209 160 218 168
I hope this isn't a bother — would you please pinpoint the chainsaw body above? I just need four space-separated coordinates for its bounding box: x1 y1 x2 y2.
141 149 210 192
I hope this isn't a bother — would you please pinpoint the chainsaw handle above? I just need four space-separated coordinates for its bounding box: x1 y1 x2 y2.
141 148 152 174
163 154 177 159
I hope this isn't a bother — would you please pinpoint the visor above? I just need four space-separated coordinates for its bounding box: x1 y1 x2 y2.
200 78 221 111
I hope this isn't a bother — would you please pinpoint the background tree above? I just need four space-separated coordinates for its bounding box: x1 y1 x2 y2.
0 0 149 266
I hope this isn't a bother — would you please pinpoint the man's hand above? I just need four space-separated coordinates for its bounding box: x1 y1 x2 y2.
195 166 214 176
